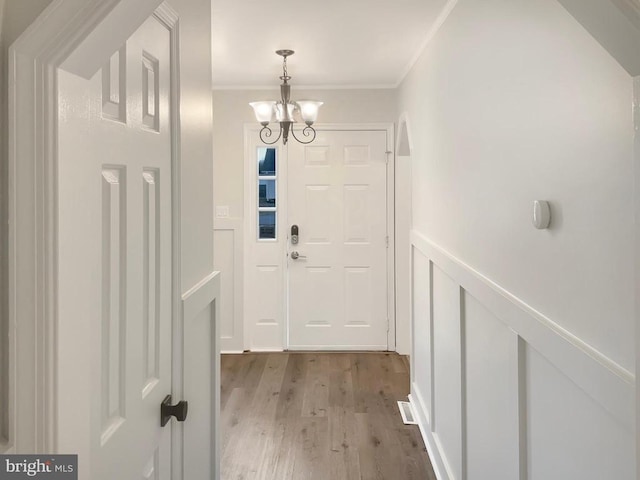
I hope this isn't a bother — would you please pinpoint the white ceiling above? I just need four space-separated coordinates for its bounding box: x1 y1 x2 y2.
211 0 450 89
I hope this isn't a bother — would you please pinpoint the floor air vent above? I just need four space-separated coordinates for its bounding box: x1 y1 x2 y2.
397 401 418 425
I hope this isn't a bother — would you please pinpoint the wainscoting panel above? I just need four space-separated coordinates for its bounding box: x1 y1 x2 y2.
411 247 432 422
214 218 243 352
215 230 235 340
181 271 221 480
464 292 520 480
409 230 634 480
432 265 463 480
525 345 634 480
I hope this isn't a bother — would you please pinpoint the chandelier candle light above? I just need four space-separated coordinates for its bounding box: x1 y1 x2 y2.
249 50 323 145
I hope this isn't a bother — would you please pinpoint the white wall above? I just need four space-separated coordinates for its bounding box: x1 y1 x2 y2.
173 0 214 291
400 0 635 478
212 88 398 351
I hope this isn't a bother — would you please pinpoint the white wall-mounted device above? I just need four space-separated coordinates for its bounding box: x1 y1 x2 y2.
532 200 551 229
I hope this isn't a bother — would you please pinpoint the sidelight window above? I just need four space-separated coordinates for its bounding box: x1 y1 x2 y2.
257 147 277 240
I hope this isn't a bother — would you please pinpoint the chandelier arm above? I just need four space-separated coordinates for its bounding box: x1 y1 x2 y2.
251 50 319 145
258 125 282 145
290 125 317 144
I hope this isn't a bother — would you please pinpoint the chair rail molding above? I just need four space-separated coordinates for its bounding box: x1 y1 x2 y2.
410 230 634 479
412 231 633 422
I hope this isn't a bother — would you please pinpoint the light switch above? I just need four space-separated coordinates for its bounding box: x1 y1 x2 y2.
216 205 229 218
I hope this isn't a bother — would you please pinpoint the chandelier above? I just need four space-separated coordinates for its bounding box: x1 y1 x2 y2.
249 50 323 145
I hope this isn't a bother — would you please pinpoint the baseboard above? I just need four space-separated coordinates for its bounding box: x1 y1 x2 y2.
286 345 388 351
409 390 449 480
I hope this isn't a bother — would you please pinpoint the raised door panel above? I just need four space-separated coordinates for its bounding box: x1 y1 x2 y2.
100 167 127 444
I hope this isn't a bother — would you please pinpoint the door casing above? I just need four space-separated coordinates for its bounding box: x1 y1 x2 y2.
243 123 396 351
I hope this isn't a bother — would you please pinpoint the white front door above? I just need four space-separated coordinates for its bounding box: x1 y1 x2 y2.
244 127 392 351
57 13 173 479
287 130 390 349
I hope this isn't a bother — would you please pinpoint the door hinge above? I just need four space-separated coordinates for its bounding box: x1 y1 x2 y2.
385 150 392 165
385 236 389 248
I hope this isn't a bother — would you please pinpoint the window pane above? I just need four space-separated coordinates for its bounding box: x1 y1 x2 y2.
258 147 276 176
258 211 276 239
258 180 276 207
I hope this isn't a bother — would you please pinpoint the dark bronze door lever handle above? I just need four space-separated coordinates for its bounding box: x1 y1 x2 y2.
161 395 188 427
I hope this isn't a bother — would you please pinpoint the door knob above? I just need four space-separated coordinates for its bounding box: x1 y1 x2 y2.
161 395 188 427
290 251 307 260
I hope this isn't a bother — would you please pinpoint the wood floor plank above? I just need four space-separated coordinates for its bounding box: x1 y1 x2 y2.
291 417 330 480
328 353 355 409
269 355 309 480
301 354 330 418
275 353 307 420
221 353 268 411
220 387 246 453
354 412 387 480
391 353 408 374
221 352 435 480
221 354 289 480
328 405 361 480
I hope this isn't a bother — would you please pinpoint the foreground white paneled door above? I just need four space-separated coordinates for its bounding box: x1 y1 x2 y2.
57 13 173 479
287 130 389 349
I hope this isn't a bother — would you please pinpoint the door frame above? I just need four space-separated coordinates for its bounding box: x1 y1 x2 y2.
634 74 640 480
243 123 396 351
395 112 414 358
8 0 182 461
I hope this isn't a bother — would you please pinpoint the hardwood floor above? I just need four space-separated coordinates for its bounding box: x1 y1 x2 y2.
221 352 436 480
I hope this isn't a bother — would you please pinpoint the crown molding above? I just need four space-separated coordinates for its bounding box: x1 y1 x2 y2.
611 0 640 30
394 0 459 88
